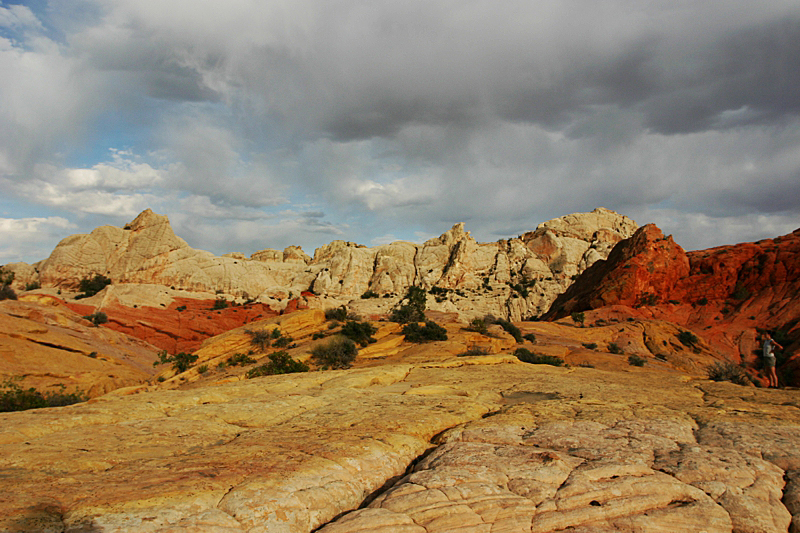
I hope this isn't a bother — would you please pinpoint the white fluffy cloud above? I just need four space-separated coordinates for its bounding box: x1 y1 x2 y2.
0 216 75 263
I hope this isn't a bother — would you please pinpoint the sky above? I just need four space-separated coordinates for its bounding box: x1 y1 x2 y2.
1 0 799 264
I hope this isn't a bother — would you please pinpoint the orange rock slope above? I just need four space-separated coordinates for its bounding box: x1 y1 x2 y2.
545 224 800 384
63 295 312 354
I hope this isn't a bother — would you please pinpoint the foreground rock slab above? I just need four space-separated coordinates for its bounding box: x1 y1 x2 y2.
1 359 799 532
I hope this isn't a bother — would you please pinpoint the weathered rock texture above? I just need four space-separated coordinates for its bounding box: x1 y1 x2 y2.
0 295 159 397
545 224 800 384
2 358 799 533
5 207 637 321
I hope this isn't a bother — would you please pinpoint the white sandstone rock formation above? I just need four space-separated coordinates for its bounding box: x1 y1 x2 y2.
4 207 637 320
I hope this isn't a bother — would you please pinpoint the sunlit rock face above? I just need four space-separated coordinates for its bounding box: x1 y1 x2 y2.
6 207 638 321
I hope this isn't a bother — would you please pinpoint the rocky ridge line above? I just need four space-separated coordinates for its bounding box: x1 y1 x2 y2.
4 207 638 321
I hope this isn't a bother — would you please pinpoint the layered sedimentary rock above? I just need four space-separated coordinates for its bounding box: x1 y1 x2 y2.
0 296 159 397
2 357 798 533
5 208 637 321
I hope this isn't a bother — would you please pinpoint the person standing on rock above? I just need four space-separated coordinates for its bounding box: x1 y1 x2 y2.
763 333 783 388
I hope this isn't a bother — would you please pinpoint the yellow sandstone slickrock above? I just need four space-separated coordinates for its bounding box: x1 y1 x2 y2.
2 358 800 532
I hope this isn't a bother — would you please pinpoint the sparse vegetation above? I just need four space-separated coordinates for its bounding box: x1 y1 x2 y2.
0 268 17 301
571 312 585 327
312 332 326 340
340 320 377 347
696 297 708 306
197 365 208 374
226 353 257 367
25 281 40 291
0 284 17 301
246 329 272 352
706 361 748 385
466 317 489 335
153 350 199 373
608 342 623 355
390 286 426 324
273 335 293 348
732 282 751 301
628 355 646 366
496 319 523 343
246 351 309 377
212 298 229 310
83 311 108 326
458 346 490 357
311 336 358 369
678 330 699 348
402 320 448 343
582 342 598 350
514 348 564 367
361 290 379 299
325 306 348 322
0 378 87 412
75 274 111 299
523 333 537 344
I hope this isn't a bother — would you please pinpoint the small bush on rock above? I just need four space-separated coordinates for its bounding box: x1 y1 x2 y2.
325 306 348 322
76 274 111 299
0 285 17 301
390 286 426 324
608 343 623 355
311 336 358 369
582 342 598 350
628 355 646 367
154 351 199 373
226 353 257 367
523 333 537 344
402 320 448 343
514 348 564 367
340 320 378 347
247 351 309 378
83 311 108 325
458 346 490 357
706 361 748 385
678 330 699 348
496 319 523 343
0 379 87 412
246 329 272 352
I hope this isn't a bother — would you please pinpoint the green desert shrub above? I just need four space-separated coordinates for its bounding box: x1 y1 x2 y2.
83 311 108 325
523 333 537 344
311 336 358 369
466 317 489 335
0 378 87 412
246 329 272 352
514 348 564 367
25 281 40 291
246 351 309 378
75 274 111 299
571 312 585 327
340 320 378 347
458 346 490 357
154 351 199 373
608 342 623 355
197 365 208 374
226 353 257 367
582 342 598 350
402 320 448 343
361 290 379 299
496 319 523 343
212 298 229 310
0 268 13 286
0 284 17 301
312 332 326 340
273 335 293 348
706 362 748 385
325 306 348 322
390 286 426 324
678 330 699 348
628 355 646 367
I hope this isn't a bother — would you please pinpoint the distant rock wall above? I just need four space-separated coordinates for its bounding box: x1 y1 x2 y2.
4 207 638 321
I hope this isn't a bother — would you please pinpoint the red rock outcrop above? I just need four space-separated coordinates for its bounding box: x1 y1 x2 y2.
545 225 800 384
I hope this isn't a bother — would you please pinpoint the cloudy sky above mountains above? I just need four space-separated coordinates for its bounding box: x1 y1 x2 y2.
1 0 799 263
